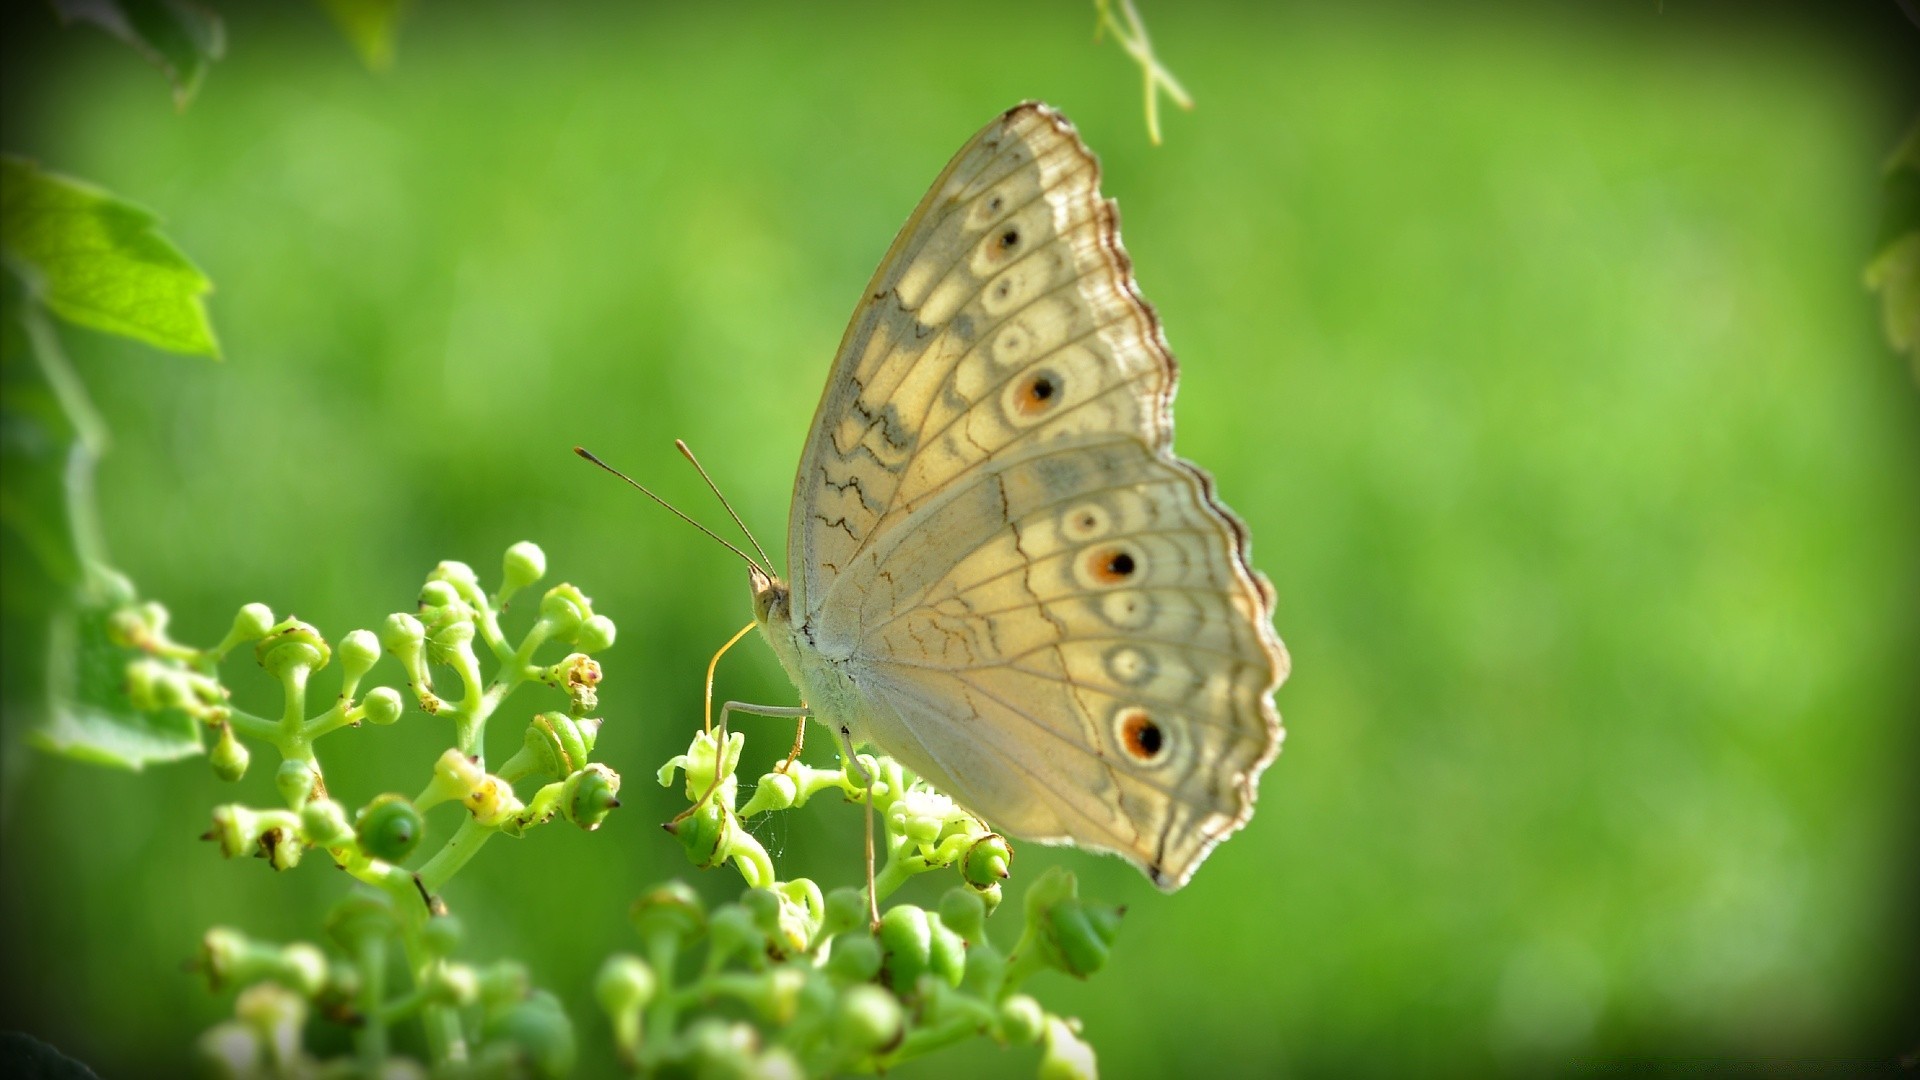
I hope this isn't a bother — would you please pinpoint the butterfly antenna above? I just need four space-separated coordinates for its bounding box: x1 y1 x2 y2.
573 446 767 577
675 439 777 573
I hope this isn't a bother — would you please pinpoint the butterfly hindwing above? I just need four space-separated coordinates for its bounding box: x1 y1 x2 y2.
782 103 1287 889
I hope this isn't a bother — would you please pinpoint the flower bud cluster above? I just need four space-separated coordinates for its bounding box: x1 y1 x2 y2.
607 722 1119 1076
115 542 625 1076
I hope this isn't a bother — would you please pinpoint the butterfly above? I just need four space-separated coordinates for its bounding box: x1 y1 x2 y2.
749 102 1288 891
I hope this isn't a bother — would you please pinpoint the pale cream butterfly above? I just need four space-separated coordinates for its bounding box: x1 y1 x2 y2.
747 102 1289 891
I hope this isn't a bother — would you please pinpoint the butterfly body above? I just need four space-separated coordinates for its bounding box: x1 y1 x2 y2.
754 103 1288 891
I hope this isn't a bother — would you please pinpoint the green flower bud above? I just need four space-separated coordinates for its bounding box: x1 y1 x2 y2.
197 929 326 998
562 763 622 831
738 770 799 817
595 954 657 1016
276 759 321 809
380 612 438 710
878 905 932 991
961 937 1006 998
324 891 396 954
665 799 732 871
355 794 425 862
478 960 532 1012
833 984 903 1054
938 887 988 943
205 805 257 860
630 881 704 950
1023 867 1122 979
422 914 464 959
683 1019 760 1079
1039 1015 1098 1080
500 541 547 601
1059 900 1123 978
705 904 765 971
255 618 330 679
538 584 592 640
361 686 404 726
824 935 882 985
337 629 381 688
198 926 250 990
926 916 967 987
755 1048 804 1080
740 888 783 935
426 617 479 683
426 962 479 1007
234 984 308 1060
524 712 601 778
210 722 250 783
962 833 1012 889
820 887 869 942
418 579 462 609
432 749 487 799
998 994 1045 1045
428 560 486 609
381 611 426 652
218 603 276 656
299 798 355 848
480 991 576 1076
575 614 617 654
278 943 330 997
107 601 167 651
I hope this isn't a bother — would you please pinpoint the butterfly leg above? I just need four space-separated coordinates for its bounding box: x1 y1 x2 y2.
776 714 809 773
835 723 882 930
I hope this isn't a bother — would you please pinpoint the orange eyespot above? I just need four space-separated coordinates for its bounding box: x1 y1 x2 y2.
1116 708 1166 762
1087 546 1137 584
1015 371 1060 415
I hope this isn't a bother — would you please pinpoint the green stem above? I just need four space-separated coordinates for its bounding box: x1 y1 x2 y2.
279 666 312 750
399 920 466 1066
223 708 280 743
352 933 389 1073
1001 935 1047 997
871 854 914 903
416 817 492 893
302 702 355 741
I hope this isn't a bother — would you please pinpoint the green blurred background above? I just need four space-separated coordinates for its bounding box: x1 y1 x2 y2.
2 1 1916 1074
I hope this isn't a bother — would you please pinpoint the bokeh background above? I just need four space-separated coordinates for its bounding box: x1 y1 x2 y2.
3 1 1917 1075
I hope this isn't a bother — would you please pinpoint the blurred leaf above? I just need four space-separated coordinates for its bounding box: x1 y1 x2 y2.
0 156 220 359
314 0 410 71
1 277 200 769
1866 120 1920 373
29 596 205 770
49 0 225 107
0 1032 103 1079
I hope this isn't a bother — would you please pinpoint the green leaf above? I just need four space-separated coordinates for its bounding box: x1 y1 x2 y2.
51 0 226 107
0 156 220 359
314 0 411 71
1 286 202 769
30 597 206 770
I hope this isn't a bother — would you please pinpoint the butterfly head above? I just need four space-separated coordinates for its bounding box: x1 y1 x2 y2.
749 564 790 627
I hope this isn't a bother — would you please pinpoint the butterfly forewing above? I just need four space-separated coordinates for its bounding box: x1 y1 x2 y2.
784 103 1287 889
